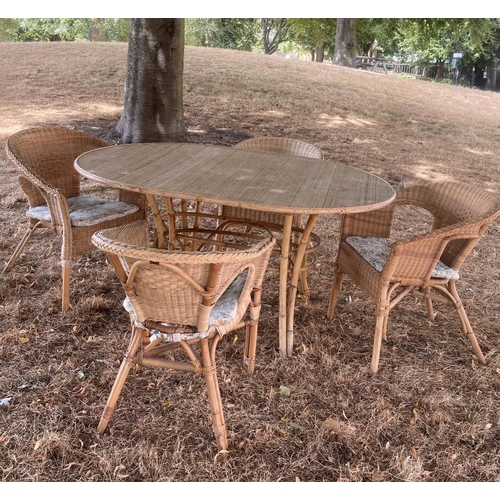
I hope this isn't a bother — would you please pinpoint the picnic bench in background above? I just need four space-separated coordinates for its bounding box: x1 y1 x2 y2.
356 56 396 74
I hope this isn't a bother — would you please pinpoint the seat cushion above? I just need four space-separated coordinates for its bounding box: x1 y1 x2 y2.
124 271 248 343
346 236 460 280
27 195 140 227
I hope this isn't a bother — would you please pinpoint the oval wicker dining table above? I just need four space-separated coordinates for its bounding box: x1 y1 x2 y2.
75 142 395 356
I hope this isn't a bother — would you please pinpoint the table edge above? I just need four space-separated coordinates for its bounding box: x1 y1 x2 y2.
74 145 396 215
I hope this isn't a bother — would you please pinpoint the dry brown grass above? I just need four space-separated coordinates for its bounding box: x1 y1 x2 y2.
1 42 500 483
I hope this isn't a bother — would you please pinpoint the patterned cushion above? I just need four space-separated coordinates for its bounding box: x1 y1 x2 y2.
27 195 140 227
346 236 460 280
124 271 248 342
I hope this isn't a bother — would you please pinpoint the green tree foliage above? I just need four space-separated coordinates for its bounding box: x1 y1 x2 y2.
394 18 499 64
0 18 130 42
185 18 260 51
94 19 130 42
9 18 92 41
0 18 19 41
355 18 400 57
286 19 336 60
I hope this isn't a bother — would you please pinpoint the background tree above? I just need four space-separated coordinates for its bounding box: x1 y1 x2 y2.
261 18 290 55
116 18 186 143
7 18 92 41
355 18 400 58
395 19 496 63
185 18 260 51
332 18 356 67
287 18 337 62
0 18 19 41
395 18 498 80
0 18 130 42
95 19 130 42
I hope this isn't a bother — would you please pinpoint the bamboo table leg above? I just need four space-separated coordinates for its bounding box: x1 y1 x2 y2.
286 214 318 356
146 194 165 249
279 215 294 356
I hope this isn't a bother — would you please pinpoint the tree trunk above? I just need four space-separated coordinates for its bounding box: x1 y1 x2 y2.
316 45 324 63
486 64 497 91
332 18 356 68
116 18 186 143
436 59 444 79
90 19 101 41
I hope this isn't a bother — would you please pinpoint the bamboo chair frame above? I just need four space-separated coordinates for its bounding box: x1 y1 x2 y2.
3 127 147 310
91 220 274 451
218 137 324 297
327 181 500 373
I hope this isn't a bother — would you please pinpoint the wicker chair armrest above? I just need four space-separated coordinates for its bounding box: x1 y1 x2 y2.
45 191 72 231
381 236 448 284
18 170 61 199
18 173 71 231
18 175 48 208
382 219 486 283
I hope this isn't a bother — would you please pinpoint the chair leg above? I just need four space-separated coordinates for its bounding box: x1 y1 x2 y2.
2 222 42 273
371 311 388 373
382 314 389 341
422 286 435 321
61 260 72 311
200 338 227 451
244 288 262 374
371 288 391 373
448 281 486 365
244 320 259 374
327 265 344 320
97 326 145 434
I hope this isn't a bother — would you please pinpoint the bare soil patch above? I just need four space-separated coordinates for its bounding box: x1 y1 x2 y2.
1 42 499 482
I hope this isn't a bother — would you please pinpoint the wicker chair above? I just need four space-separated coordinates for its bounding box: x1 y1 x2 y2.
217 137 324 297
3 127 146 310
327 181 500 373
91 221 274 451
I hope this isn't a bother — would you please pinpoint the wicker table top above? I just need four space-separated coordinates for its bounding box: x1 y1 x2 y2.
75 142 395 216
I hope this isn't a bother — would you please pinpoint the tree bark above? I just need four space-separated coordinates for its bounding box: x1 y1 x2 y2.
90 19 101 41
316 45 324 63
332 18 356 68
116 18 186 143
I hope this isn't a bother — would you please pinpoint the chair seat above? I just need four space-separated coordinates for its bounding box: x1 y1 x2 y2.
346 236 460 280
124 271 248 342
27 195 140 227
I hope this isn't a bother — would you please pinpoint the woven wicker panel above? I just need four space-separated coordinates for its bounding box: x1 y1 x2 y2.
235 137 323 159
92 220 275 326
7 127 108 200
